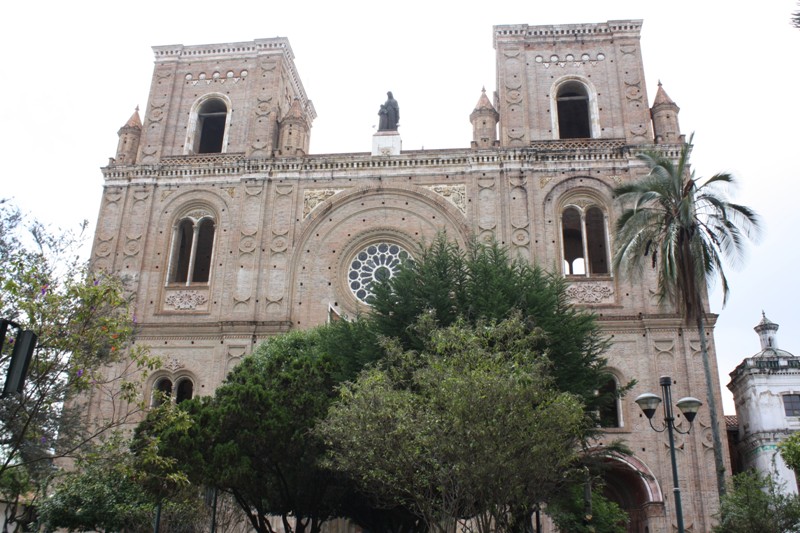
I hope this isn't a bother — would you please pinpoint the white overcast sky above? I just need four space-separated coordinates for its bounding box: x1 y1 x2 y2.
2 0 798 413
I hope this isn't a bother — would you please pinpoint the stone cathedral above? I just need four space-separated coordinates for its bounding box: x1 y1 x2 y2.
90 20 729 532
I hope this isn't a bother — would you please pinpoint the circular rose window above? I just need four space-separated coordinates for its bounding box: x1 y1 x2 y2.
347 242 411 303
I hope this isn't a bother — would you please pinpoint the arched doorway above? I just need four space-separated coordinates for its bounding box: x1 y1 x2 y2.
599 454 665 533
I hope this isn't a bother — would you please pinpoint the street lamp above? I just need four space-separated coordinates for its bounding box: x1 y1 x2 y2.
635 376 702 533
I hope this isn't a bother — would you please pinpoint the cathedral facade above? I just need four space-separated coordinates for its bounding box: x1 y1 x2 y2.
91 20 729 532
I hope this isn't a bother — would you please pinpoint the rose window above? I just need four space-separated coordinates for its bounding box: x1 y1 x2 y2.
347 242 410 303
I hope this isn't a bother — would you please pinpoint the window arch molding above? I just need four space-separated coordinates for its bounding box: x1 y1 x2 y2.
598 370 625 429
184 93 233 155
149 371 197 407
549 76 601 140
166 204 218 286
557 189 612 277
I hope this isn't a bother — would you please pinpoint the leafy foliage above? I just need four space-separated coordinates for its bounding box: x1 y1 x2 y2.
547 482 628 533
317 314 588 533
612 138 760 497
369 234 619 415
0 200 158 527
714 471 800 533
613 136 760 319
38 432 227 533
155 323 362 533
779 433 800 473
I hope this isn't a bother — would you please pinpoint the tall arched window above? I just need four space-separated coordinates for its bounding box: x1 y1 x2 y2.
152 377 173 407
168 212 216 285
598 378 621 428
556 81 591 139
185 95 231 155
195 98 228 153
175 378 194 404
561 203 610 277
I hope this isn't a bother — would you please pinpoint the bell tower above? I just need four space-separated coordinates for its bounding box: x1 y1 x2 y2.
493 20 653 146
122 38 316 166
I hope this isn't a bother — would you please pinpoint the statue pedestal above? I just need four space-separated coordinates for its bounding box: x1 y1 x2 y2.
372 131 401 156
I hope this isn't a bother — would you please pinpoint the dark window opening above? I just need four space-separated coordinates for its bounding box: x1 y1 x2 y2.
192 219 215 283
173 219 194 283
170 217 216 284
153 378 173 406
585 207 609 274
599 378 620 428
557 82 591 139
784 395 800 416
196 99 227 154
176 378 194 404
562 207 584 275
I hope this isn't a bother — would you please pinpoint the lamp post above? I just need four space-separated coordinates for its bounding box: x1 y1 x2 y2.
635 376 702 533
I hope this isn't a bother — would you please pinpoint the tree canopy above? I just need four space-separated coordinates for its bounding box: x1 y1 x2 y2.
0 200 157 528
714 471 800 533
369 235 618 416
154 323 369 533
317 314 587 533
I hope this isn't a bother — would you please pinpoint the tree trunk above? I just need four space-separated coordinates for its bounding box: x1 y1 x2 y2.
696 313 727 497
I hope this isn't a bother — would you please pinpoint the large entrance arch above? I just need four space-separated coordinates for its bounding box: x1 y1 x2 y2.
599 454 666 533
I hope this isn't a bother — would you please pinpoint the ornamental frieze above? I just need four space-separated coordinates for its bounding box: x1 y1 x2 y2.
303 189 341 218
165 290 208 311
426 184 466 214
565 281 614 304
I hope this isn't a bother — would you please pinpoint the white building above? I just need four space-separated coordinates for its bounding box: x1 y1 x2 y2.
729 313 800 492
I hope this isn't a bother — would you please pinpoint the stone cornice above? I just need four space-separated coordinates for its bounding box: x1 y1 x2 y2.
102 141 658 182
494 20 643 48
151 38 314 121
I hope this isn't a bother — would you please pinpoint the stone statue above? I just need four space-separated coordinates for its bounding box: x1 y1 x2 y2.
378 91 399 131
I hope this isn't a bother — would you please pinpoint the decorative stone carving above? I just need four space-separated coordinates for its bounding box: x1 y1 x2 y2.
165 290 208 310
95 237 114 258
539 176 554 188
238 235 257 253
426 184 466 214
566 282 614 304
123 238 141 257
512 228 530 245
303 189 340 218
165 357 184 371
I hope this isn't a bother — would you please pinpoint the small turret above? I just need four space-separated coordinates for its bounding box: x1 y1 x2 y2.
470 88 499 149
651 82 683 144
755 311 780 351
114 107 142 165
277 98 311 157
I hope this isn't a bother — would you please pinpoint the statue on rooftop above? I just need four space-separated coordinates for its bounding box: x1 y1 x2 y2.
378 91 399 131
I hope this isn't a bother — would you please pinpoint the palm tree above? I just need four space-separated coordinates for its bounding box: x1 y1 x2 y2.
613 135 760 498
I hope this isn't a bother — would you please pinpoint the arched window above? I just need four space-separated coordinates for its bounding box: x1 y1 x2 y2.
151 376 194 406
598 378 621 428
556 81 591 139
168 214 216 285
175 378 194 404
152 377 173 407
561 204 609 277
195 98 228 153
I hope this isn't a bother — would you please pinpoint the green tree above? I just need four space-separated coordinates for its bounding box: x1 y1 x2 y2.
714 471 800 533
317 314 587 533
612 138 760 496
547 482 628 533
0 201 158 528
779 433 800 474
369 235 619 417
155 323 361 533
38 431 222 533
